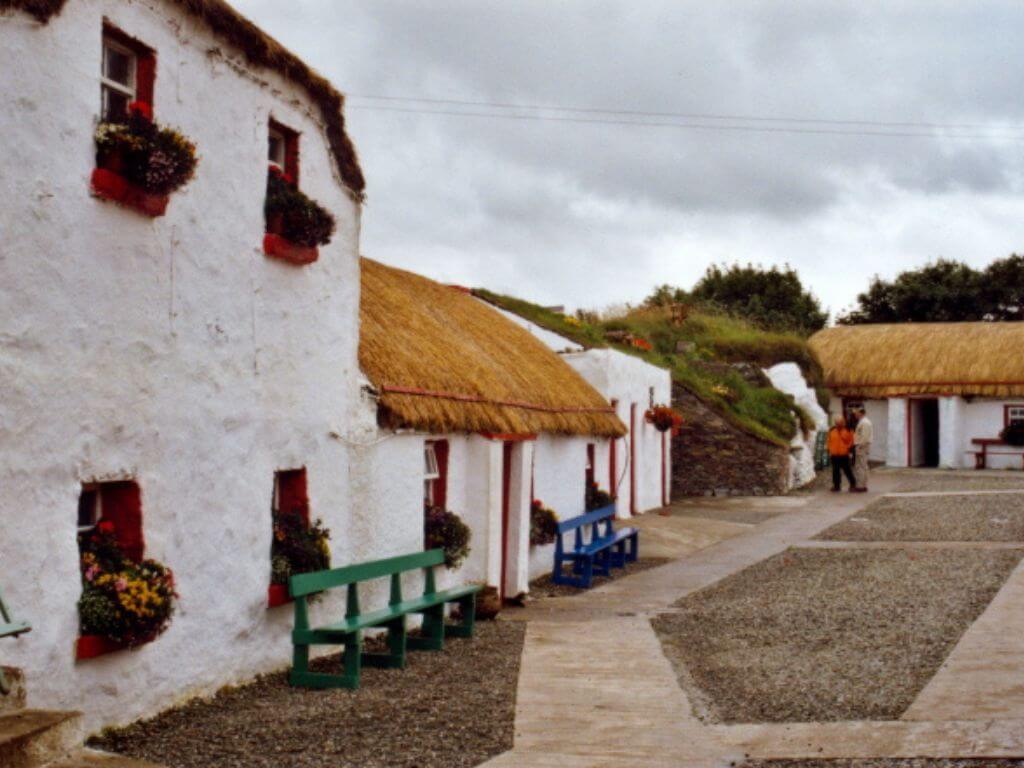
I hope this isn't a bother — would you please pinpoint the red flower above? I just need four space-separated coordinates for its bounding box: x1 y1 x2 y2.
128 101 153 121
97 520 116 534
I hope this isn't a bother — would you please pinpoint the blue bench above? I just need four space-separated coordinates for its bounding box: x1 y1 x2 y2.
551 504 639 589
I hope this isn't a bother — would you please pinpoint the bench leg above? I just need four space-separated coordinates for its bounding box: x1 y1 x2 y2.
446 593 476 639
551 554 576 586
409 604 445 651
363 617 407 669
628 534 639 563
289 634 362 689
596 550 612 577
580 557 594 588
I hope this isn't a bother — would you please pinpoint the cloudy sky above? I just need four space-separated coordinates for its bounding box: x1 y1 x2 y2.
235 0 1024 320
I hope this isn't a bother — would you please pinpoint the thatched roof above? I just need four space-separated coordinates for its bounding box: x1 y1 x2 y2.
809 323 1024 398
359 259 626 437
3 0 365 198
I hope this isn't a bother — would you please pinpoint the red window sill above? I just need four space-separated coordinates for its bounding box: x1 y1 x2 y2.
267 583 292 608
263 233 319 265
90 168 169 218
75 634 154 661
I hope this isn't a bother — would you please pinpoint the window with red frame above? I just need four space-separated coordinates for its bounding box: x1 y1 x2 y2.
424 440 449 508
274 468 309 522
268 120 300 183
77 481 145 562
101 26 155 122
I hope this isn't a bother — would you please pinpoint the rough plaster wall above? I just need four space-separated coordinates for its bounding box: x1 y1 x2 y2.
939 396 966 469
765 363 827 490
562 349 672 515
530 435 588 581
886 398 909 467
863 400 890 463
484 303 584 353
0 0 362 733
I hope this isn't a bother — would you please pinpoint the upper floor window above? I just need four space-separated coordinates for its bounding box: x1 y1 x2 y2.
1008 405 1024 427
268 120 300 183
101 26 156 122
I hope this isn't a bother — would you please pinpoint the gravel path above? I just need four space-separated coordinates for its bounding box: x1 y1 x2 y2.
819 494 1024 542
652 547 1023 723
90 620 525 768
893 475 1024 493
527 557 670 598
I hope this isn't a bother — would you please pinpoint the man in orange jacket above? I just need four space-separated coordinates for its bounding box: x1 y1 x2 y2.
828 416 856 492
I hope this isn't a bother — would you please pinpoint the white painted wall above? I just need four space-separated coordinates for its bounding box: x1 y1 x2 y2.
484 303 585 353
886 398 909 467
962 399 1024 470
939 396 966 469
765 363 827 489
0 0 362 733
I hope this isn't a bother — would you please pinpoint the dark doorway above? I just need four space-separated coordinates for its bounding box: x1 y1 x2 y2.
921 399 940 467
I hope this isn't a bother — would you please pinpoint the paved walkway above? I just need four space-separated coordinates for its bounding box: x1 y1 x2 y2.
484 472 1024 766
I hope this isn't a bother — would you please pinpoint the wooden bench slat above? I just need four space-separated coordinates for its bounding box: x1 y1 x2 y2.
290 549 445 597
0 622 30 639
309 585 482 636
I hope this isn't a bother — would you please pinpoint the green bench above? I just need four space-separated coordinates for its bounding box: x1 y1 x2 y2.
289 549 481 689
0 589 31 696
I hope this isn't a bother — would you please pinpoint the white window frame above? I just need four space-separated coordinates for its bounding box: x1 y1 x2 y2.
424 442 441 505
1008 405 1024 425
101 36 137 120
268 126 287 170
77 486 102 534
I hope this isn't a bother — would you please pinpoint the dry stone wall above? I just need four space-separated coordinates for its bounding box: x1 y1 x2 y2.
671 384 790 496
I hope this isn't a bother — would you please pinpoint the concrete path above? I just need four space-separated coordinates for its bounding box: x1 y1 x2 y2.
483 471 1024 765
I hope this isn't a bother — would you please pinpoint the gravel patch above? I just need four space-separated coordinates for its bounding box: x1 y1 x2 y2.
528 557 670 598
819 494 1024 542
893 474 1024 493
744 761 1024 768
89 620 525 768
652 547 1022 723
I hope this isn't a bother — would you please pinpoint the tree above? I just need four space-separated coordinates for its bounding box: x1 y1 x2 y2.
688 263 828 333
839 256 1024 324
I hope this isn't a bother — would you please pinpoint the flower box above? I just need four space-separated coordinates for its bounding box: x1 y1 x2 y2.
73 633 159 661
91 167 169 218
263 233 319 266
267 583 292 608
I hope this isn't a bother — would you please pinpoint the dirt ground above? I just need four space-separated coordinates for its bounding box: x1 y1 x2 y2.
90 620 525 768
653 546 1022 723
527 557 670 598
819 493 1024 542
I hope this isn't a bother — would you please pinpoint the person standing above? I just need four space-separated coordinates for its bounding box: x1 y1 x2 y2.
852 406 873 492
828 416 856 492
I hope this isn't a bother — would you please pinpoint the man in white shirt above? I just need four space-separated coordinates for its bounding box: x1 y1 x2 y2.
852 406 873 492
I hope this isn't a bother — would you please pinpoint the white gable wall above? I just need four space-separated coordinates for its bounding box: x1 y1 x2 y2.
0 0 362 732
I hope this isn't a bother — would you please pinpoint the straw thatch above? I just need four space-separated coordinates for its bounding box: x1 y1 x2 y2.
1 0 365 197
360 259 626 437
809 323 1024 398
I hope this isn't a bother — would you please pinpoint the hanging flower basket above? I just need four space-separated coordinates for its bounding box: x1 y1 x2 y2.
91 103 198 218
645 404 683 433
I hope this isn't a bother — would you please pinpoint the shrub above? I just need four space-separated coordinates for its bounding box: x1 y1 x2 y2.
1001 422 1024 447
265 167 336 247
529 500 559 546
270 512 331 585
94 105 198 195
585 483 613 512
424 505 471 569
78 527 177 646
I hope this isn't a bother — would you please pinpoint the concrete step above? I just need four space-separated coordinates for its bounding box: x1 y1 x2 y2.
48 748 168 768
0 709 81 768
0 667 28 715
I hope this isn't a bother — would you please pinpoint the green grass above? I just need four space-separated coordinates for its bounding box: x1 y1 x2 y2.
475 291 820 446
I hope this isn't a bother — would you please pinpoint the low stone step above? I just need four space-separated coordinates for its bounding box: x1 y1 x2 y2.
0 709 81 768
48 748 167 768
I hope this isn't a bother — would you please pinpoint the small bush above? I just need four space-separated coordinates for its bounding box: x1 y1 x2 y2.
424 505 472 569
530 500 559 546
265 167 336 247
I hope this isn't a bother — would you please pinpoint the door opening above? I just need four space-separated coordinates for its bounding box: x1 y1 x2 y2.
909 399 940 467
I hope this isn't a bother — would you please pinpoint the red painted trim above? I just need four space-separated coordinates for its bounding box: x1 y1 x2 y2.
478 432 537 442
428 439 450 508
136 52 156 108
263 233 319 265
381 385 617 415
499 442 513 600
609 399 618 498
629 404 637 516
91 168 169 217
585 443 596 489
269 119 301 184
660 432 668 507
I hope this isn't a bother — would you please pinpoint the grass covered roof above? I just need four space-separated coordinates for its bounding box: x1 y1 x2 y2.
810 322 1024 398
359 259 626 437
2 0 365 198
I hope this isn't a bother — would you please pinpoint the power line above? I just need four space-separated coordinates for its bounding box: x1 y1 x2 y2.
346 103 1024 142
347 93 1024 134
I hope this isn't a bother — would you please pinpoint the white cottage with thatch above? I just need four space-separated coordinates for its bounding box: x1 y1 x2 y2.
356 259 670 599
810 323 1024 470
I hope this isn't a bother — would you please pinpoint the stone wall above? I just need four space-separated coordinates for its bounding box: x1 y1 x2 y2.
671 384 790 496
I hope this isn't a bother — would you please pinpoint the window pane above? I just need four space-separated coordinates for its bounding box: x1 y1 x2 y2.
103 87 130 122
78 488 98 529
104 45 133 86
269 134 284 165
